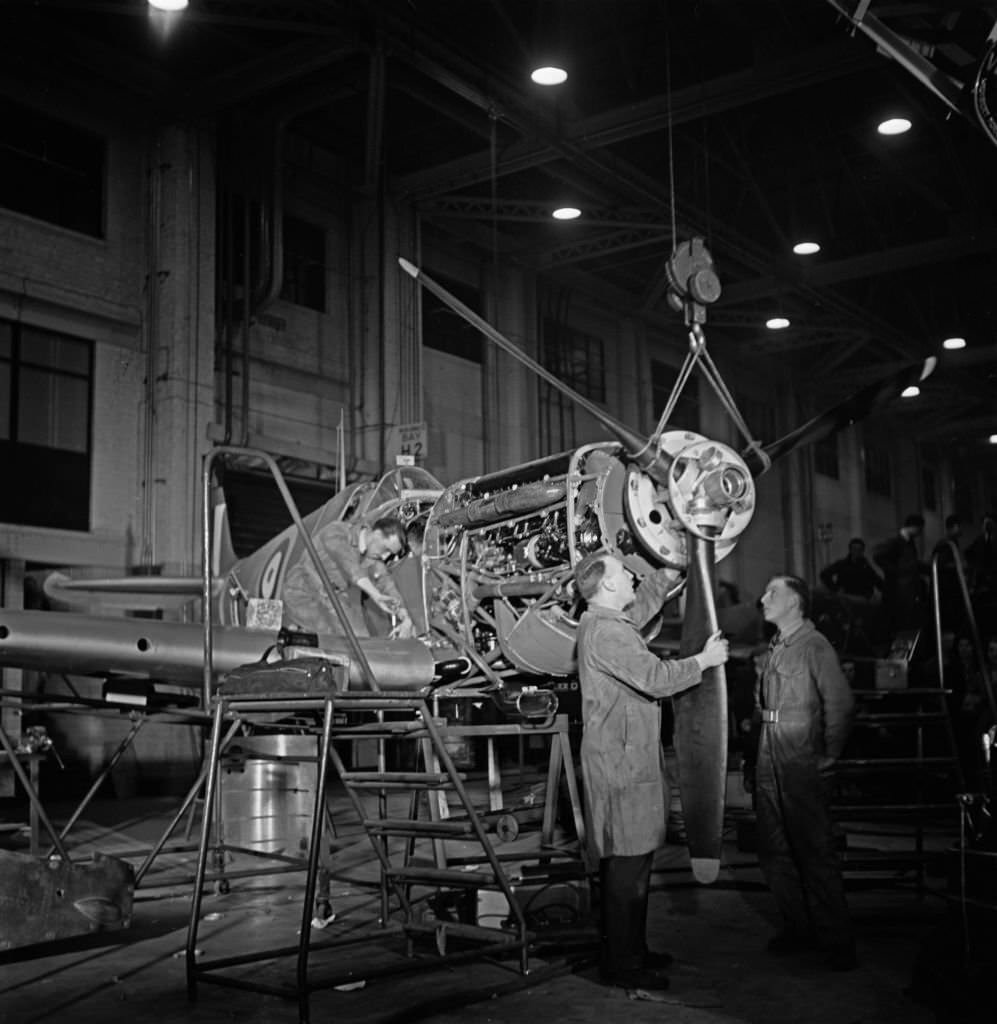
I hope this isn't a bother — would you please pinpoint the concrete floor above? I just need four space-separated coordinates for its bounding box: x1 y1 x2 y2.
0 780 982 1024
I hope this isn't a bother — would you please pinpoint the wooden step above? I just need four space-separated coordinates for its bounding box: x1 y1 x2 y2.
833 803 958 817
403 920 526 947
330 698 428 714
362 818 476 837
842 849 946 867
835 757 956 770
339 770 462 789
331 720 428 736
850 688 951 697
385 866 496 887
853 712 949 723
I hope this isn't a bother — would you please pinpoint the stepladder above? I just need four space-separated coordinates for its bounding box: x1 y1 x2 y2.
185 674 589 1024
326 694 588 965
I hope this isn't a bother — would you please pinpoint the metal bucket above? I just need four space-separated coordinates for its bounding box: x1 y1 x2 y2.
219 734 319 857
436 699 476 770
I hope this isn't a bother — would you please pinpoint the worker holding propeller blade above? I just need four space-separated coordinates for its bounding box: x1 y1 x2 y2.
574 551 729 994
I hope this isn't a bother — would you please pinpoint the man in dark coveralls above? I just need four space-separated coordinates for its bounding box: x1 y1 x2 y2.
755 574 857 970
574 552 729 992
873 513 926 639
819 537 882 600
282 516 414 638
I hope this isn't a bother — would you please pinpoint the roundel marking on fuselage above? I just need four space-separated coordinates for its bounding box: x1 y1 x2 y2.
259 540 291 599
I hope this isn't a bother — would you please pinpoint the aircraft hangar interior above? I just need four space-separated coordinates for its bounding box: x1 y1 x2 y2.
1 2 996 1022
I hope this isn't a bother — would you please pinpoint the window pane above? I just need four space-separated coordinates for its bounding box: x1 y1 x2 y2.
17 368 88 452
280 214 327 312
0 441 90 530
20 326 90 374
542 319 605 403
0 321 11 358
0 95 105 237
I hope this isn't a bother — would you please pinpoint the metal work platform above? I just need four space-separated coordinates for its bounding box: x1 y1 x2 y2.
185 671 587 1024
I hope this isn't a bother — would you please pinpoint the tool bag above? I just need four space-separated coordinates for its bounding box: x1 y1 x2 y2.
218 629 349 697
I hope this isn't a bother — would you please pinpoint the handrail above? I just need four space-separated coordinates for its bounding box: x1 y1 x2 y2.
930 540 996 722
200 445 381 712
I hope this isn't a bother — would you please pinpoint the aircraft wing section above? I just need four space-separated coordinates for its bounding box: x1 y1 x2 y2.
0 611 273 684
0 611 437 691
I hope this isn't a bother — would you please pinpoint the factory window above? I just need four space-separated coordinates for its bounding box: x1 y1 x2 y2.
422 274 483 363
0 319 92 530
280 215 326 312
218 198 327 314
863 435 892 497
542 319 605 403
220 467 336 557
0 95 104 237
537 319 606 451
651 360 698 432
814 432 840 479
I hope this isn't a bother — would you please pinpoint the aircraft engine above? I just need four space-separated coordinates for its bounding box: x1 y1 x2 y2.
421 436 755 679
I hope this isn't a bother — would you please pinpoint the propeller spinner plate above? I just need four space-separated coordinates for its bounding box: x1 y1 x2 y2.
623 431 755 567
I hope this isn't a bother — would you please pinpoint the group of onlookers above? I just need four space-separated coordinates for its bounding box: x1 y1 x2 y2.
819 512 997 642
818 511 996 793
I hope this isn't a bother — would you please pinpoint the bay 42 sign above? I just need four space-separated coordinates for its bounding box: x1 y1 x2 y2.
389 422 427 460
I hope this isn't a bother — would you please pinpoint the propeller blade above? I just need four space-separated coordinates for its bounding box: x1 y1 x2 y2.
398 258 669 483
673 533 727 884
743 357 937 475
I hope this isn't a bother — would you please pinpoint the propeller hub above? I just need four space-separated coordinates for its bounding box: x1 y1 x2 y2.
702 464 751 509
621 432 755 570
666 434 756 543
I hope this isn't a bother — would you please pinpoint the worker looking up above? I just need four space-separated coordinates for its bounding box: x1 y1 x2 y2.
574 551 728 993
754 574 856 971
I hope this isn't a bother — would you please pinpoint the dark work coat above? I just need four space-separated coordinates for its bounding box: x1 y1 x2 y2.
873 532 926 632
576 569 703 859
819 555 882 600
753 619 855 948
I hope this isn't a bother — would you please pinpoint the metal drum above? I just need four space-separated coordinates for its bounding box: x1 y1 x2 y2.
219 734 319 858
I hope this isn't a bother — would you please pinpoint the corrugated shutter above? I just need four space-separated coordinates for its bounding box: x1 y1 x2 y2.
220 469 336 557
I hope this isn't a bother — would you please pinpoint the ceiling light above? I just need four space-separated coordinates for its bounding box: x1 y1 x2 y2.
765 316 790 330
552 206 581 220
901 385 920 398
148 0 188 9
531 66 568 86
989 434 997 445
878 117 911 135
792 241 821 255
943 336 966 350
